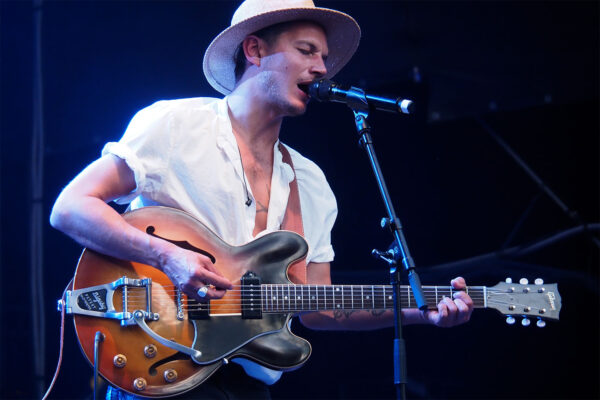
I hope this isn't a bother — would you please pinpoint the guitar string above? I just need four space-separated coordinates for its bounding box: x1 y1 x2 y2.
113 293 506 311
118 286 498 294
118 288 496 299
110 292 532 310
109 292 539 313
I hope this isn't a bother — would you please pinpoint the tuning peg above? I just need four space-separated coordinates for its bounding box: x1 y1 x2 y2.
505 277 513 283
521 317 531 327
534 278 544 285
519 278 529 285
506 316 516 325
536 319 546 328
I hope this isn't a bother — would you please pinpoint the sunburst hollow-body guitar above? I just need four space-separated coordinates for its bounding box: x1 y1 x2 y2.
59 206 562 397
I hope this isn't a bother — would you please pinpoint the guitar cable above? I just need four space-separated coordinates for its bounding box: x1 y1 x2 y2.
42 278 72 400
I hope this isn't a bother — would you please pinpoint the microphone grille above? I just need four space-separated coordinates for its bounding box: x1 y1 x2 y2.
309 79 334 101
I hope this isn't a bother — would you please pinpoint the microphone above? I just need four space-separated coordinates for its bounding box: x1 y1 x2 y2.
306 79 415 115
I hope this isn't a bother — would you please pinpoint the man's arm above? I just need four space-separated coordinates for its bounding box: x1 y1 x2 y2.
50 154 232 300
299 262 473 330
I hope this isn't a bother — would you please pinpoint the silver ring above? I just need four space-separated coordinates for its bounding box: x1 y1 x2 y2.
197 286 209 298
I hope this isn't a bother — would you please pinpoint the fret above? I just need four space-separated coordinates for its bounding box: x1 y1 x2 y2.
316 285 320 310
435 286 438 304
268 285 272 311
375 286 384 309
344 286 351 310
301 285 306 311
322 285 327 310
483 286 487 308
279 285 283 311
350 286 354 310
332 286 336 310
383 286 386 309
286 284 291 311
294 285 297 311
262 285 266 312
361 286 365 309
407 286 411 308
371 285 375 309
450 286 453 299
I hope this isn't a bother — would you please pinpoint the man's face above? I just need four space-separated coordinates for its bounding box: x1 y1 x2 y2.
256 21 329 116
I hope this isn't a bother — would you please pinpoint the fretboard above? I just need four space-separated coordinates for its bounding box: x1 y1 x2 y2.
259 284 487 313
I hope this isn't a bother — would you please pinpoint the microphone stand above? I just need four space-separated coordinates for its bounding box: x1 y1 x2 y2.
340 87 428 400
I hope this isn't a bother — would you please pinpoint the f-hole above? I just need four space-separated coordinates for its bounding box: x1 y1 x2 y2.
146 225 216 264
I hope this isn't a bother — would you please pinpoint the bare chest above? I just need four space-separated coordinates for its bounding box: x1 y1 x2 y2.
243 163 273 237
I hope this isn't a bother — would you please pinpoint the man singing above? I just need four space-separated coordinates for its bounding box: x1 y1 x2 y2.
51 0 473 398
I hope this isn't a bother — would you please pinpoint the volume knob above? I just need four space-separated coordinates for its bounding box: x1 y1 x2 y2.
164 369 178 383
113 354 127 368
133 378 147 391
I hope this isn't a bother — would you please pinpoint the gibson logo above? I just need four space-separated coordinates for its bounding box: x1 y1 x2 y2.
547 292 556 310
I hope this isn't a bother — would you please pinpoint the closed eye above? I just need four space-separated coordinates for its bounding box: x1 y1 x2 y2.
298 48 314 56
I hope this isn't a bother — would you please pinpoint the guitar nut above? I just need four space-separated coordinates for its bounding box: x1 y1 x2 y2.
144 344 157 358
113 354 127 368
133 377 147 391
164 369 178 383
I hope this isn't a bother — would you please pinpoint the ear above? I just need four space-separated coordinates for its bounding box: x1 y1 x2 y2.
242 35 265 67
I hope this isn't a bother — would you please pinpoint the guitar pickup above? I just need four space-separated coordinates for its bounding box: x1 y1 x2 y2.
57 276 159 326
241 271 262 319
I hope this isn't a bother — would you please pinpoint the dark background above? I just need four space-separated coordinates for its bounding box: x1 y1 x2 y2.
1 1 598 399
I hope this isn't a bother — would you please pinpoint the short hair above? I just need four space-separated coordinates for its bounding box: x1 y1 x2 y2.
233 20 324 83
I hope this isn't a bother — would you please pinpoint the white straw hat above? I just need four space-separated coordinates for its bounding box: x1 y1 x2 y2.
203 0 361 95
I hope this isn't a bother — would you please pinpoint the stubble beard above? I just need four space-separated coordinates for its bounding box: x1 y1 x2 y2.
259 72 307 117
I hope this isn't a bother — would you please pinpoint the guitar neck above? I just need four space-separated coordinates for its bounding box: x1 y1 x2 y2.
259 284 487 313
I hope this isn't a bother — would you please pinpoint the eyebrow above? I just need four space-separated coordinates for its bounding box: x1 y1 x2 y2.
296 40 328 61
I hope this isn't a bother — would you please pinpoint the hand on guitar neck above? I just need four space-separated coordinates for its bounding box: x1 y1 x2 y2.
413 277 473 327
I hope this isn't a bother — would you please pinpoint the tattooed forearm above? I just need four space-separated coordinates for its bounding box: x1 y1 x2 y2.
333 309 386 320
333 309 357 319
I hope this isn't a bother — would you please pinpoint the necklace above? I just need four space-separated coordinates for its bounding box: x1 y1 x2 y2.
236 144 253 207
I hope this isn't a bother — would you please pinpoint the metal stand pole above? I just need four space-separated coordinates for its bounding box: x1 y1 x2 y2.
94 331 104 400
337 86 427 399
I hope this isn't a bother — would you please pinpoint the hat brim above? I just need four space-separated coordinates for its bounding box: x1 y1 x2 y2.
203 7 360 95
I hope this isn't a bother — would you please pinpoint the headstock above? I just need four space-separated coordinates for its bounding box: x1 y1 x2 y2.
486 278 561 327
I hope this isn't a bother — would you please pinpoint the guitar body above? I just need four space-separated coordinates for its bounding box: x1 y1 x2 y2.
72 207 311 397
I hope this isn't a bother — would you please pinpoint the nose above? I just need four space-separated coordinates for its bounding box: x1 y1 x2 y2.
310 57 327 78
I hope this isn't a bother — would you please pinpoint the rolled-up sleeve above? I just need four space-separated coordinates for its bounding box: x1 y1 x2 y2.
101 101 172 204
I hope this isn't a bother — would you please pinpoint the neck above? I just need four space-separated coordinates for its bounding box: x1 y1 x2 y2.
226 84 283 155
222 283 488 314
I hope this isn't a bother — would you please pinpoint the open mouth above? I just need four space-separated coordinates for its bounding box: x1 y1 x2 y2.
297 83 309 94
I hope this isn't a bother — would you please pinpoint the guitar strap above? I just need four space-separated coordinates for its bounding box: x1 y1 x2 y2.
278 143 307 285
